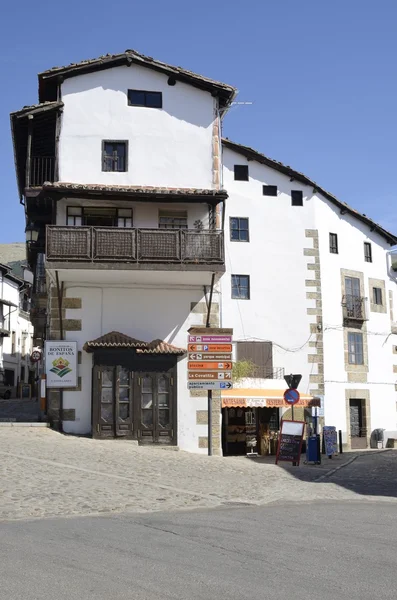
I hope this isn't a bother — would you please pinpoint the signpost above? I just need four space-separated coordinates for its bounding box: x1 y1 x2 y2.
188 327 233 457
283 373 302 422
275 420 305 466
44 341 78 388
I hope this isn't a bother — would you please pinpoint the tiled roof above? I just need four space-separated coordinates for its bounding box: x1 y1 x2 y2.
83 332 148 351
10 101 63 119
38 49 237 107
136 339 185 355
223 138 397 246
39 182 227 199
83 331 186 355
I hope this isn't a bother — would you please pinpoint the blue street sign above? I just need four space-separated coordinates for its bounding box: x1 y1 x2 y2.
283 388 300 405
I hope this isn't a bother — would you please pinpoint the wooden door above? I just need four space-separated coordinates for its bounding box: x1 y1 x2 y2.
92 366 134 438
136 372 175 444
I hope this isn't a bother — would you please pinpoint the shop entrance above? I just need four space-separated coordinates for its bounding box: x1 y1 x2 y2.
222 407 280 456
349 398 367 449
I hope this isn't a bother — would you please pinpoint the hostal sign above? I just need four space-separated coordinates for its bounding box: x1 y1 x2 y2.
44 341 78 388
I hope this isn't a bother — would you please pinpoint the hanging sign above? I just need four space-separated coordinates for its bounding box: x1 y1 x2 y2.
275 420 305 465
45 341 78 388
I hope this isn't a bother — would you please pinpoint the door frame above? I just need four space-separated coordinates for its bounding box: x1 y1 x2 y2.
134 369 177 445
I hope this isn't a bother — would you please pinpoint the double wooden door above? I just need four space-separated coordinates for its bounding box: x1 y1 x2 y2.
93 366 175 444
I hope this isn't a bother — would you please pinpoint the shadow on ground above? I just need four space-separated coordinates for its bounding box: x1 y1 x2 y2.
0 398 41 422
249 449 397 499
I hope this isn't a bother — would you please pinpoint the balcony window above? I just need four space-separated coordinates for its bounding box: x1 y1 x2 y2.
117 209 133 228
102 141 128 172
84 207 116 227
348 332 364 365
67 207 82 226
344 276 365 319
230 217 249 242
158 210 188 229
231 275 250 299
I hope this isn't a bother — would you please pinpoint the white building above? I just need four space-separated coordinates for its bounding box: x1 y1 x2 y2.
0 264 34 397
10 50 397 453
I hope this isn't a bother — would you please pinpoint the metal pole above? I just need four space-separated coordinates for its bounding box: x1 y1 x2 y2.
339 429 343 454
208 390 213 456
291 404 294 421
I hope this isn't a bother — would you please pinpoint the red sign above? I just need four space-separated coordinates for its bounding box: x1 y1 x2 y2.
283 388 300 405
188 361 232 371
30 350 41 363
188 344 232 353
188 372 232 380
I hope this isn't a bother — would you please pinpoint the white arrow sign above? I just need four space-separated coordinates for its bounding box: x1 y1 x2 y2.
188 381 233 390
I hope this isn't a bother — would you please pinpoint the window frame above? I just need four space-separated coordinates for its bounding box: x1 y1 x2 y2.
158 210 188 230
128 89 163 109
262 185 278 196
101 140 128 172
234 165 249 181
364 242 372 263
373 287 383 306
329 232 338 254
291 190 303 206
348 332 364 365
229 217 250 242
231 274 250 300
67 206 83 226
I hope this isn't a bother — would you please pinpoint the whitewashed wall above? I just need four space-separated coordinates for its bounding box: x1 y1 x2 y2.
62 284 212 453
56 198 211 229
59 64 216 189
221 146 317 396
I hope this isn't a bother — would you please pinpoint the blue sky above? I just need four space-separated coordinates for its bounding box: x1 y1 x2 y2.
1 0 396 242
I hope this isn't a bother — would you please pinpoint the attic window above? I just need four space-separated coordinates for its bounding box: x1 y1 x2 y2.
291 190 303 206
263 185 278 196
128 90 162 108
234 165 249 181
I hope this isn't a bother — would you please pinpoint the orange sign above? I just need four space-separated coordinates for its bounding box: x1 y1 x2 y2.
188 344 232 353
189 372 232 380
188 361 232 371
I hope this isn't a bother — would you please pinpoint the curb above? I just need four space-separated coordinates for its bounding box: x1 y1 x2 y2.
0 422 49 428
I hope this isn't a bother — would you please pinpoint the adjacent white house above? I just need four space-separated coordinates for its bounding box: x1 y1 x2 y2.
0 264 34 398
10 49 397 453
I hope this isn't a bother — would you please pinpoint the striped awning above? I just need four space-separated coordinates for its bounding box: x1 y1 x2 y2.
221 388 320 408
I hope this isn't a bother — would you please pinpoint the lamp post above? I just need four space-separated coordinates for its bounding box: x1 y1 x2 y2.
25 223 39 243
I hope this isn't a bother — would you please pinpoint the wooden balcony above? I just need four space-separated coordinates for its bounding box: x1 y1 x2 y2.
46 226 225 270
30 156 55 187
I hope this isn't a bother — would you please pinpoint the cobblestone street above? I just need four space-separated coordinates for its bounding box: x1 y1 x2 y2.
1 428 396 522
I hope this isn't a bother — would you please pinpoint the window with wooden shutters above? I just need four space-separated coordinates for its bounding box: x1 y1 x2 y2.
236 341 273 378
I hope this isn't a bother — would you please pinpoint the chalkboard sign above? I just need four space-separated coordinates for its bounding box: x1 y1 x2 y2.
323 426 337 456
20 384 31 399
276 420 305 466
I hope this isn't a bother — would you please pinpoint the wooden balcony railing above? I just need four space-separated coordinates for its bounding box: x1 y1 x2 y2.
342 294 367 321
46 226 224 265
30 156 55 187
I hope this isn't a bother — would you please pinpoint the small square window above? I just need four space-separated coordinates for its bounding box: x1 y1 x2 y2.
231 275 250 299
329 233 338 254
373 287 383 305
348 332 364 365
230 217 249 242
291 190 303 206
102 141 128 172
364 242 372 263
128 89 162 108
263 185 278 196
234 165 249 181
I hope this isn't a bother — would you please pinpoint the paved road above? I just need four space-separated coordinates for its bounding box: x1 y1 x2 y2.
1 502 396 599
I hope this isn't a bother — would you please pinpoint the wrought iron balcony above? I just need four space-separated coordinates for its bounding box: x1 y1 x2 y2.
46 226 224 268
342 294 367 321
30 156 55 187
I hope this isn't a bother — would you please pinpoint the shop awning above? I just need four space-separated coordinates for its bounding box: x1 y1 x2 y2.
221 388 320 408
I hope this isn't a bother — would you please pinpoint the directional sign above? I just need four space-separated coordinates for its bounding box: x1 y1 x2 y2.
283 388 300 406
188 344 232 353
188 361 232 371
189 353 232 361
189 371 232 380
188 381 233 390
189 335 232 343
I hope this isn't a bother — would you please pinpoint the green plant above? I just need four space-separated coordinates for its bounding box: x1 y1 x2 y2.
232 359 258 381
